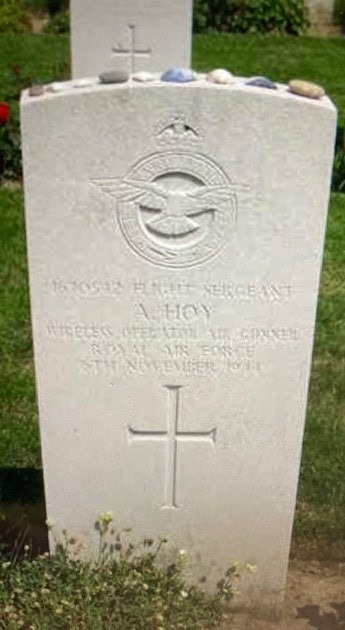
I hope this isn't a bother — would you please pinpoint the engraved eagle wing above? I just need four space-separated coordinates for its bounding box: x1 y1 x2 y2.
183 184 234 217
92 178 169 213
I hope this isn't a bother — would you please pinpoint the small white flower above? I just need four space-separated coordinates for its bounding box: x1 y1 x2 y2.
45 517 56 529
98 511 113 525
180 590 189 598
245 563 257 573
1 562 11 569
178 549 187 557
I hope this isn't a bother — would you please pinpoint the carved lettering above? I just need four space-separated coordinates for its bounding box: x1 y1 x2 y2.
51 278 124 298
46 322 113 341
240 328 300 343
203 282 292 301
164 303 211 323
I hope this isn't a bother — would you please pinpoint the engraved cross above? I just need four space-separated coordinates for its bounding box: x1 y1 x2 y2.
111 24 151 74
128 385 216 509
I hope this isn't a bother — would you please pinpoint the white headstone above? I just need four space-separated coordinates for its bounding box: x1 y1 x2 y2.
70 0 193 79
21 76 336 611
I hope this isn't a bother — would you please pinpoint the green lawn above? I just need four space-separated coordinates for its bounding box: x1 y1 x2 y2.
0 32 344 542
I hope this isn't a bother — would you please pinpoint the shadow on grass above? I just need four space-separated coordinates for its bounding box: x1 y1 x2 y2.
296 601 345 629
0 467 48 558
0 467 44 503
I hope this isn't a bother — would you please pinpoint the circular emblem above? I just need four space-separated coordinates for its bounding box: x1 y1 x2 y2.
101 151 236 268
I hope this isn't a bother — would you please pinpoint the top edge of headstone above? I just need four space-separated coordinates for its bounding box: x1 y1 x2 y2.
21 73 336 113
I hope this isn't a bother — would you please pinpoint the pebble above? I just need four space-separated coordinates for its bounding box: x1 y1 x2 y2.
161 68 196 83
245 76 277 90
29 84 45 97
132 71 156 82
99 70 129 84
288 79 325 99
206 68 233 85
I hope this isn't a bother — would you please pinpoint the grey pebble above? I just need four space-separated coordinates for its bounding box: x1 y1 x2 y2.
29 84 45 97
99 70 129 84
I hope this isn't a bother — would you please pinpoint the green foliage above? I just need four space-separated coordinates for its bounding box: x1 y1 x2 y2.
0 0 30 34
46 0 68 16
22 0 47 13
334 0 345 31
193 0 309 35
0 514 240 629
43 8 69 34
332 149 345 192
21 0 68 15
0 121 21 180
0 64 31 181
0 35 69 181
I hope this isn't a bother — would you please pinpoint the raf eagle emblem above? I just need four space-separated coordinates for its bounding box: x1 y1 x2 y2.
92 178 233 238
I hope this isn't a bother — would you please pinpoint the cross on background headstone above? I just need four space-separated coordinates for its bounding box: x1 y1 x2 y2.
112 24 151 74
128 385 216 508
70 0 193 79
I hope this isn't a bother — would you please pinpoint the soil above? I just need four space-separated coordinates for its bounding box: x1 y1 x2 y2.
221 560 345 630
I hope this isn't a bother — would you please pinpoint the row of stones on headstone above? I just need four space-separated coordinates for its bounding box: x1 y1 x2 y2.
21 69 336 611
28 70 326 103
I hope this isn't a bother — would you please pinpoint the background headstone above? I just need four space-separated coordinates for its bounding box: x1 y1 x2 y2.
70 0 193 79
21 77 336 609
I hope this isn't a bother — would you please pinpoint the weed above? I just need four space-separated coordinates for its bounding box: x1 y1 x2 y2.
0 513 245 629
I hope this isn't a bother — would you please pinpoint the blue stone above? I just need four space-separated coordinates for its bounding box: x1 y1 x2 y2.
245 76 277 90
161 68 196 83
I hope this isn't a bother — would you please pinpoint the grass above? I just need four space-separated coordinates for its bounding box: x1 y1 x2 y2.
0 33 69 97
0 187 39 469
0 33 344 544
295 193 345 539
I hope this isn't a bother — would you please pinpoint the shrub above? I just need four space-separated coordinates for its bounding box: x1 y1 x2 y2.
334 0 345 31
46 0 68 16
0 120 22 181
43 8 69 34
193 0 309 35
0 0 30 34
0 64 32 182
22 0 47 13
22 0 67 16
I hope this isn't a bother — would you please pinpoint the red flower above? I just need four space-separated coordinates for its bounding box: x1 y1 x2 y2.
0 102 10 125
12 63 21 75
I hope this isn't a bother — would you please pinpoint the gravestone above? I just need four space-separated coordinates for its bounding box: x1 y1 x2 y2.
70 0 193 79
21 76 336 610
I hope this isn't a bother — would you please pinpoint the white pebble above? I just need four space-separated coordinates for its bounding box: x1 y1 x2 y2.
132 71 156 82
206 69 234 85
